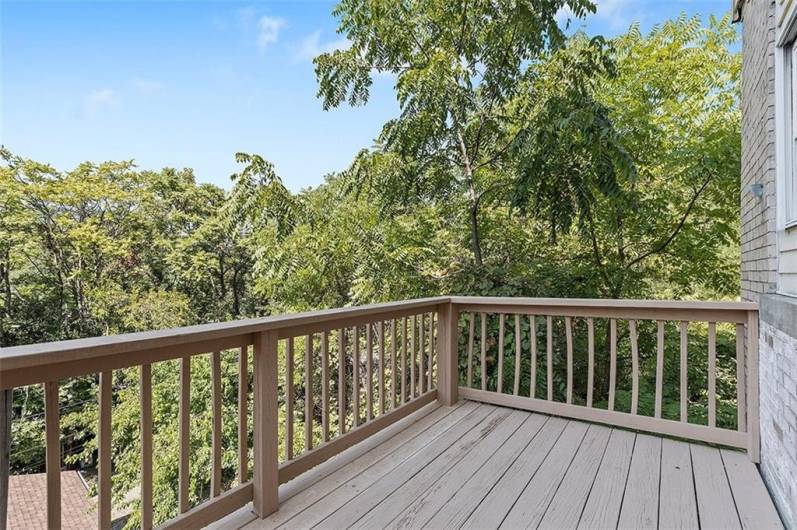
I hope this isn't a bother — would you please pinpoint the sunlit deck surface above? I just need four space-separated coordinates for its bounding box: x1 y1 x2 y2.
212 400 782 530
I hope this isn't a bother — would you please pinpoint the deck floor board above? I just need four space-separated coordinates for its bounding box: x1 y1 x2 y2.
227 400 782 530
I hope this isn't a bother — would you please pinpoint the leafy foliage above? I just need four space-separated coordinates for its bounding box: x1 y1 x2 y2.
315 0 611 266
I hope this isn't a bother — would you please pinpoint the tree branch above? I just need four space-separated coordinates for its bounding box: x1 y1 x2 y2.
624 170 714 270
586 211 612 296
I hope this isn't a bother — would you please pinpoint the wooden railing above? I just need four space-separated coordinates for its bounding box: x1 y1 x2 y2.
449 297 760 461
0 296 758 529
0 297 455 530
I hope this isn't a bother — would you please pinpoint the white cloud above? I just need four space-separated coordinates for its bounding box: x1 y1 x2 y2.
83 89 118 116
296 30 350 61
256 15 286 53
133 78 163 94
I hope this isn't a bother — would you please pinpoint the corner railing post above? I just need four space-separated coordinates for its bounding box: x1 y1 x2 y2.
746 309 760 463
436 301 459 406
253 330 279 517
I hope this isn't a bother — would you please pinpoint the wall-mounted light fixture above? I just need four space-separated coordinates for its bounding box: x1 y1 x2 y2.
750 183 764 198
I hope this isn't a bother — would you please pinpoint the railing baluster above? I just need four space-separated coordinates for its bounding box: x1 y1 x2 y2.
140 364 153 530
44 380 60 530
565 317 573 405
410 315 416 398
338 329 346 435
609 319 617 411
379 321 385 415
305 335 314 450
418 313 431 395
708 322 717 428
514 314 521 396
98 371 112 529
286 337 294 460
179 356 190 513
418 313 426 396
587 318 594 408
655 322 664 419
353 327 360 427
238 347 248 483
322 331 330 442
546 316 553 401
401 317 407 404
366 325 373 421
736 323 747 432
680 321 688 422
211 352 222 498
428 312 434 390
480 313 487 392
530 315 537 399
390 319 397 408
497 314 505 394
630 320 639 415
467 313 475 388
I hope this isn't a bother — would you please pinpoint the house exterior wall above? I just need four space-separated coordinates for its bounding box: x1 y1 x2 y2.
759 296 797 528
739 0 797 527
740 0 778 304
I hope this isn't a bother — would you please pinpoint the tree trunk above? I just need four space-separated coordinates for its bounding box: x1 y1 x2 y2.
457 129 484 268
0 251 10 346
469 201 483 267
232 266 241 317
219 254 227 301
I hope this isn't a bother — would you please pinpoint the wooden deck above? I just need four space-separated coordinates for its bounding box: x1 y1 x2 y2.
213 399 782 530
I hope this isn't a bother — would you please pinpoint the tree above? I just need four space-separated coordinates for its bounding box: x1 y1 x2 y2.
315 0 603 267
547 16 741 299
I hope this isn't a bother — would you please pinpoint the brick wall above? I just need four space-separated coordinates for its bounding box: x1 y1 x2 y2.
759 317 797 528
740 0 778 303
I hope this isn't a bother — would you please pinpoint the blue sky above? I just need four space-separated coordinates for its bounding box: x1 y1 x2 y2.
2 0 734 192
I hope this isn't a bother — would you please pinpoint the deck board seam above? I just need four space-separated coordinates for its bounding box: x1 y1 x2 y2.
489 419 574 529
381 410 537 530
275 402 482 528
614 432 638 530
573 426 615 529
718 448 745 529
280 402 446 504
528 421 594 529
345 406 513 528
656 432 663 530
688 443 702 530
442 414 554 530
311 404 494 528
460 416 567 529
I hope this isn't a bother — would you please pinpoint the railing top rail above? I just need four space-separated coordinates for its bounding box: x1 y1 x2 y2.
449 296 758 311
0 297 449 372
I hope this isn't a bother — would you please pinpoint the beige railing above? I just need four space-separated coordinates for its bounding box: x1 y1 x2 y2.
0 297 456 530
450 297 760 461
0 296 757 529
